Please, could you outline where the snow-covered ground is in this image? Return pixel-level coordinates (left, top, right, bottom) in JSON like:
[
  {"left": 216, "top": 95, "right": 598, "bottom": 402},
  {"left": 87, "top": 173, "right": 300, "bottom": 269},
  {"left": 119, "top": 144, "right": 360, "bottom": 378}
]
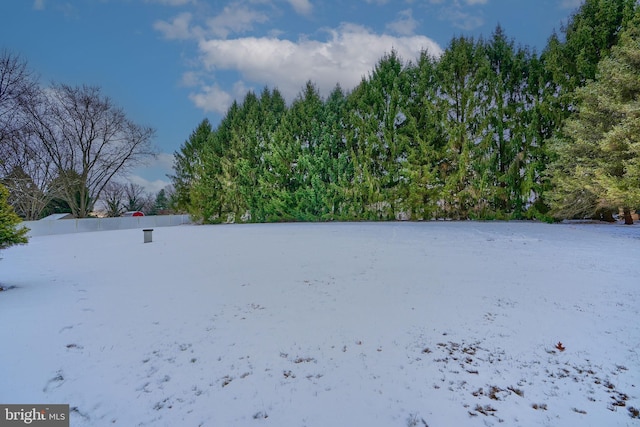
[{"left": 1, "top": 221, "right": 639, "bottom": 426}]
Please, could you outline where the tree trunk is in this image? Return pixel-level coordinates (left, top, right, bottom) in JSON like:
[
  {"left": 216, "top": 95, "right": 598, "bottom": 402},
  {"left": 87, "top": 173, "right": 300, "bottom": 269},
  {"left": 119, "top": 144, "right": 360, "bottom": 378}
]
[
  {"left": 623, "top": 207, "right": 633, "bottom": 225},
  {"left": 593, "top": 208, "right": 615, "bottom": 222}
]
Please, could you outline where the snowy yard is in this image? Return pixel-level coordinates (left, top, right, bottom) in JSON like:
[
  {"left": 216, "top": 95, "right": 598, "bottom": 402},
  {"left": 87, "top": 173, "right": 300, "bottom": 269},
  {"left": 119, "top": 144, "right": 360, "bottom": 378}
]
[{"left": 0, "top": 221, "right": 639, "bottom": 426}]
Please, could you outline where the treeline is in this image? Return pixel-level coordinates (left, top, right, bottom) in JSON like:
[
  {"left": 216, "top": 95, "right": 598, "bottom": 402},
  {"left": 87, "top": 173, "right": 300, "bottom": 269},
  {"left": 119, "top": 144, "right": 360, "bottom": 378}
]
[
  {"left": 0, "top": 60, "right": 156, "bottom": 220},
  {"left": 171, "top": 0, "right": 640, "bottom": 223}
]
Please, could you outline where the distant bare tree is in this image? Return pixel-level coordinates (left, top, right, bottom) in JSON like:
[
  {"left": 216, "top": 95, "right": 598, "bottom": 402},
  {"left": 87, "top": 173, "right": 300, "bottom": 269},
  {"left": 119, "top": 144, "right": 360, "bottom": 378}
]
[
  {"left": 102, "top": 181, "right": 126, "bottom": 217},
  {"left": 0, "top": 50, "right": 54, "bottom": 219},
  {"left": 0, "top": 158, "right": 60, "bottom": 220},
  {"left": 123, "top": 182, "right": 147, "bottom": 212},
  {"left": 0, "top": 49, "right": 38, "bottom": 148},
  {"left": 27, "top": 84, "right": 156, "bottom": 217},
  {"left": 142, "top": 192, "right": 156, "bottom": 215}
]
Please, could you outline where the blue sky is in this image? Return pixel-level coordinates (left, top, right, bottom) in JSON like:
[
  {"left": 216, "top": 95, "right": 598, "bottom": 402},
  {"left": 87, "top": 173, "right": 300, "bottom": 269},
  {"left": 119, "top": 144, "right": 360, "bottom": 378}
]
[{"left": 1, "top": 0, "right": 582, "bottom": 193}]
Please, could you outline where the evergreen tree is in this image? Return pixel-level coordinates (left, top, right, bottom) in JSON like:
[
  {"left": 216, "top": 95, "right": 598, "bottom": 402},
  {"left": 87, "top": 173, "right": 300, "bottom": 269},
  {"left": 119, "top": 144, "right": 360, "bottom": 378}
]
[
  {"left": 549, "top": 11, "right": 640, "bottom": 223},
  {"left": 543, "top": 0, "right": 637, "bottom": 123},
  {"left": 151, "top": 188, "right": 169, "bottom": 215},
  {"left": 539, "top": 0, "right": 637, "bottom": 220},
  {"left": 405, "top": 51, "right": 445, "bottom": 219},
  {"left": 246, "top": 87, "right": 287, "bottom": 221},
  {"left": 293, "top": 81, "right": 333, "bottom": 220},
  {"left": 170, "top": 119, "right": 212, "bottom": 212},
  {"left": 436, "top": 36, "right": 487, "bottom": 218},
  {"left": 225, "top": 91, "right": 260, "bottom": 222},
  {"left": 173, "top": 0, "right": 639, "bottom": 224},
  {"left": 0, "top": 184, "right": 28, "bottom": 252},
  {"left": 189, "top": 102, "right": 242, "bottom": 222},
  {"left": 346, "top": 51, "right": 414, "bottom": 219},
  {"left": 559, "top": 0, "right": 635, "bottom": 89},
  {"left": 319, "top": 84, "right": 350, "bottom": 219},
  {"left": 475, "top": 26, "right": 542, "bottom": 218},
  {"left": 261, "top": 82, "right": 324, "bottom": 221}
]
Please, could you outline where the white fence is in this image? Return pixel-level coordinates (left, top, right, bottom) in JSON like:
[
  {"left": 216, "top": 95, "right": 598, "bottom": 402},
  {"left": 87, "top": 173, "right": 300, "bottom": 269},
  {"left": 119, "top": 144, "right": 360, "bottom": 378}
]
[{"left": 21, "top": 215, "right": 192, "bottom": 237}]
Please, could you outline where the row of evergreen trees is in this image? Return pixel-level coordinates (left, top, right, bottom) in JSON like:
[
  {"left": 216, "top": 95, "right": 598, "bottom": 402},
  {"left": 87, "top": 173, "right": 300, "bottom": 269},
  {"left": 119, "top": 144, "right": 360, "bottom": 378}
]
[{"left": 171, "top": 0, "right": 640, "bottom": 223}]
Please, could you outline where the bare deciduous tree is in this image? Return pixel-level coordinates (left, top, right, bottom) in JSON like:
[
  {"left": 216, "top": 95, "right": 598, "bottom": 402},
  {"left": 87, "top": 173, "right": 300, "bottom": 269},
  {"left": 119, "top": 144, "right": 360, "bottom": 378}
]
[
  {"left": 123, "top": 182, "right": 148, "bottom": 212},
  {"left": 0, "top": 50, "right": 55, "bottom": 220},
  {"left": 28, "top": 84, "right": 156, "bottom": 217},
  {"left": 0, "top": 138, "right": 61, "bottom": 220},
  {"left": 0, "top": 49, "right": 38, "bottom": 147},
  {"left": 101, "top": 181, "right": 126, "bottom": 217}
]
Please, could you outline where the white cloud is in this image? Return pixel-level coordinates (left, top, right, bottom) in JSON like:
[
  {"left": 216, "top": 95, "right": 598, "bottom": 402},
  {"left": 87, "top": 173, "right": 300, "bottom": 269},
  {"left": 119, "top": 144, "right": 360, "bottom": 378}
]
[
  {"left": 155, "top": 3, "right": 270, "bottom": 40},
  {"left": 364, "top": 0, "right": 390, "bottom": 4},
  {"left": 180, "top": 71, "right": 202, "bottom": 87},
  {"left": 386, "top": 9, "right": 419, "bottom": 36},
  {"left": 153, "top": 4, "right": 441, "bottom": 113},
  {"left": 33, "top": 0, "right": 45, "bottom": 11},
  {"left": 430, "top": 0, "right": 486, "bottom": 31},
  {"left": 154, "top": 12, "right": 199, "bottom": 40},
  {"left": 153, "top": 152, "right": 176, "bottom": 170},
  {"left": 137, "top": 152, "right": 176, "bottom": 178},
  {"left": 125, "top": 152, "right": 175, "bottom": 194},
  {"left": 443, "top": 8, "right": 484, "bottom": 30},
  {"left": 287, "top": 0, "right": 313, "bottom": 15},
  {"left": 231, "top": 80, "right": 252, "bottom": 99},
  {"left": 196, "top": 23, "right": 442, "bottom": 105},
  {"left": 207, "top": 4, "right": 269, "bottom": 38},
  {"left": 127, "top": 175, "right": 172, "bottom": 195},
  {"left": 188, "top": 80, "right": 254, "bottom": 114},
  {"left": 189, "top": 84, "right": 234, "bottom": 114}
]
